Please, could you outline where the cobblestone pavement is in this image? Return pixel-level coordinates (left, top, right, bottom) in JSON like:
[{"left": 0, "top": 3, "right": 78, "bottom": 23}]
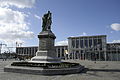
[{"left": 0, "top": 59, "right": 120, "bottom": 80}]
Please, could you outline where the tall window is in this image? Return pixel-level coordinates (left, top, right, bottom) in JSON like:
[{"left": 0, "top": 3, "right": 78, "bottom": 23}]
[
  {"left": 72, "top": 39, "right": 75, "bottom": 48},
  {"left": 21, "top": 48, "right": 23, "bottom": 54},
  {"left": 62, "top": 48, "right": 64, "bottom": 57},
  {"left": 89, "top": 39, "right": 92, "bottom": 48},
  {"left": 76, "top": 51, "right": 79, "bottom": 59},
  {"left": 26, "top": 48, "right": 29, "bottom": 54},
  {"left": 85, "top": 39, "right": 88, "bottom": 48},
  {"left": 58, "top": 49, "right": 60, "bottom": 57},
  {"left": 80, "top": 39, "right": 84, "bottom": 48},
  {"left": 76, "top": 39, "right": 79, "bottom": 48},
  {"left": 93, "top": 38, "right": 97, "bottom": 47},
  {"left": 98, "top": 38, "right": 102, "bottom": 44},
  {"left": 16, "top": 48, "right": 18, "bottom": 54},
  {"left": 98, "top": 38, "right": 102, "bottom": 50}
]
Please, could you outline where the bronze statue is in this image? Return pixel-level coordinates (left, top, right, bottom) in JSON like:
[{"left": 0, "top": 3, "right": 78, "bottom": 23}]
[{"left": 42, "top": 11, "right": 52, "bottom": 31}]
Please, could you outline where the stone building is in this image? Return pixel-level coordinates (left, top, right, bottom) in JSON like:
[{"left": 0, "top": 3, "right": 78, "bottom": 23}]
[
  {"left": 16, "top": 35, "right": 120, "bottom": 61},
  {"left": 16, "top": 46, "right": 68, "bottom": 59},
  {"left": 16, "top": 46, "right": 38, "bottom": 59},
  {"left": 55, "top": 46, "right": 68, "bottom": 59},
  {"left": 106, "top": 43, "right": 120, "bottom": 61},
  {"left": 68, "top": 35, "right": 107, "bottom": 61}
]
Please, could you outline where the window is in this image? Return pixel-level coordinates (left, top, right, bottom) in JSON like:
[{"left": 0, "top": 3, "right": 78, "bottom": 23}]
[
  {"left": 89, "top": 39, "right": 92, "bottom": 47},
  {"left": 85, "top": 39, "right": 88, "bottom": 48},
  {"left": 62, "top": 48, "right": 64, "bottom": 57},
  {"left": 98, "top": 38, "right": 102, "bottom": 49},
  {"left": 80, "top": 39, "right": 84, "bottom": 48},
  {"left": 58, "top": 49, "right": 60, "bottom": 57},
  {"left": 72, "top": 39, "right": 75, "bottom": 48},
  {"left": 76, "top": 39, "right": 79, "bottom": 48},
  {"left": 98, "top": 39, "right": 102, "bottom": 44},
  {"left": 93, "top": 38, "right": 97, "bottom": 46}
]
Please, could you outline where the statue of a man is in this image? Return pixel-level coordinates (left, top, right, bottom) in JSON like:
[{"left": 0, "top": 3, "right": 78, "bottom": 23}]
[{"left": 42, "top": 11, "right": 52, "bottom": 31}]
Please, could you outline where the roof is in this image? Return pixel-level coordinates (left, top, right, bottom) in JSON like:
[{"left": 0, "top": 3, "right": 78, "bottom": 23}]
[{"left": 68, "top": 35, "right": 107, "bottom": 39}]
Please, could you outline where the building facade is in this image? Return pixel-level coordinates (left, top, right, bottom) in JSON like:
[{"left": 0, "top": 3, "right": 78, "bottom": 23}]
[
  {"left": 16, "top": 46, "right": 68, "bottom": 59},
  {"left": 16, "top": 35, "right": 120, "bottom": 61},
  {"left": 55, "top": 46, "right": 68, "bottom": 59},
  {"left": 106, "top": 43, "right": 120, "bottom": 61},
  {"left": 16, "top": 46, "right": 38, "bottom": 59},
  {"left": 68, "top": 35, "right": 107, "bottom": 61}
]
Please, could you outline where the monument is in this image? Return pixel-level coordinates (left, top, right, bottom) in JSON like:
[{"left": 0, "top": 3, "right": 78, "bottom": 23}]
[
  {"left": 30, "top": 11, "right": 61, "bottom": 63},
  {"left": 4, "top": 11, "right": 84, "bottom": 75}
]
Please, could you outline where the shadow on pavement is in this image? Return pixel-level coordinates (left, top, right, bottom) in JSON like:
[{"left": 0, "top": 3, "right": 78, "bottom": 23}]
[{"left": 88, "top": 69, "right": 120, "bottom": 72}]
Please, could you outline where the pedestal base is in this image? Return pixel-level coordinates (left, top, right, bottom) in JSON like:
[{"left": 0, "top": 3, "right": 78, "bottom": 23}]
[
  {"left": 30, "top": 56, "right": 61, "bottom": 63},
  {"left": 4, "top": 63, "right": 84, "bottom": 75},
  {"left": 30, "top": 50, "right": 61, "bottom": 63}
]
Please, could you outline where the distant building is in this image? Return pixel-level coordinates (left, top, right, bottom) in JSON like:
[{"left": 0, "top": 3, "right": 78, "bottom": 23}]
[
  {"left": 16, "top": 46, "right": 38, "bottom": 59},
  {"left": 55, "top": 45, "right": 68, "bottom": 59},
  {"left": 106, "top": 43, "right": 120, "bottom": 61},
  {"left": 16, "top": 46, "right": 68, "bottom": 59},
  {"left": 16, "top": 35, "right": 120, "bottom": 61},
  {"left": 68, "top": 35, "right": 107, "bottom": 61}
]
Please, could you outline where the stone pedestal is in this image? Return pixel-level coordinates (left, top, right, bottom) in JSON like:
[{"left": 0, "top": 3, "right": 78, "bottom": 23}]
[{"left": 30, "top": 30, "right": 61, "bottom": 63}]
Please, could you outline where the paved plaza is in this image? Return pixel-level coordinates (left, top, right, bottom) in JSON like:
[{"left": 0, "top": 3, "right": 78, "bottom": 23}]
[{"left": 0, "top": 59, "right": 120, "bottom": 80}]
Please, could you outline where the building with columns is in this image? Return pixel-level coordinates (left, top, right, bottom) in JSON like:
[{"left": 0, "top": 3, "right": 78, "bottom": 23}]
[
  {"left": 16, "top": 46, "right": 38, "bottom": 59},
  {"left": 106, "top": 43, "right": 120, "bottom": 61},
  {"left": 68, "top": 35, "right": 107, "bottom": 61},
  {"left": 16, "top": 35, "right": 120, "bottom": 61},
  {"left": 55, "top": 46, "right": 68, "bottom": 59},
  {"left": 16, "top": 46, "right": 68, "bottom": 60}
]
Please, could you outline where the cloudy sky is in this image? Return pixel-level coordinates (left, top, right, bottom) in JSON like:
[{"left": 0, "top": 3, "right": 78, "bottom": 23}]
[{"left": 0, "top": 0, "right": 120, "bottom": 47}]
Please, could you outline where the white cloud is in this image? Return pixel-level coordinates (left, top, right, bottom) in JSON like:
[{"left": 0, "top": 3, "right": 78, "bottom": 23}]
[
  {"left": 0, "top": 7, "right": 34, "bottom": 44},
  {"left": 112, "top": 40, "right": 120, "bottom": 43},
  {"left": 0, "top": 0, "right": 36, "bottom": 8},
  {"left": 34, "top": 14, "right": 41, "bottom": 19},
  {"left": 0, "top": 0, "right": 36, "bottom": 47},
  {"left": 55, "top": 40, "right": 68, "bottom": 46},
  {"left": 111, "top": 23, "right": 120, "bottom": 31}
]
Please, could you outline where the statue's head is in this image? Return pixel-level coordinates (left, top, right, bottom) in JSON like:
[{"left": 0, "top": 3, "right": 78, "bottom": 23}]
[{"left": 48, "top": 11, "right": 50, "bottom": 13}]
